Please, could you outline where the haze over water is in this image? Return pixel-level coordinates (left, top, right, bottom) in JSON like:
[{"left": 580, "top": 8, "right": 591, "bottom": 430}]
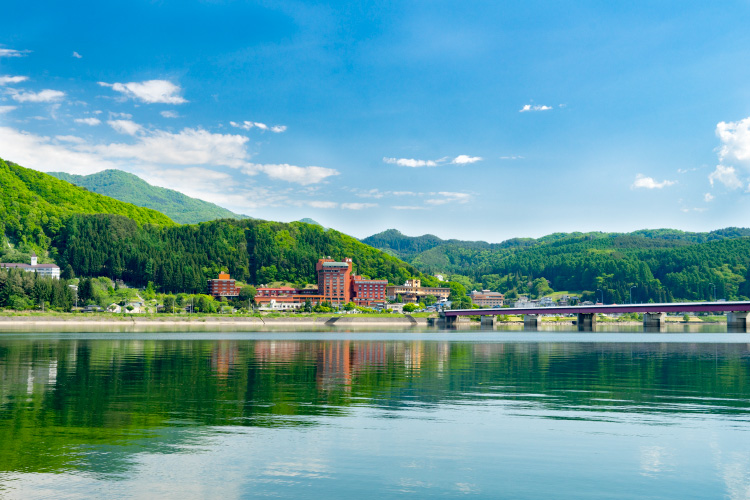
[{"left": 1, "top": 328, "right": 749, "bottom": 499}]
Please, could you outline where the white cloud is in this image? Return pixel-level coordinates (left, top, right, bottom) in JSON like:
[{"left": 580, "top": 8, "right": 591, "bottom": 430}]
[
  {"left": 72, "top": 52, "right": 82, "bottom": 59},
  {"left": 74, "top": 117, "right": 101, "bottom": 126},
  {"left": 108, "top": 112, "right": 132, "bottom": 119},
  {"left": 341, "top": 203, "right": 377, "bottom": 210},
  {"left": 244, "top": 163, "right": 339, "bottom": 185},
  {"left": 0, "top": 75, "right": 28, "bottom": 85},
  {"left": 383, "top": 157, "right": 437, "bottom": 167},
  {"left": 704, "top": 193, "right": 714, "bottom": 202},
  {"left": 11, "top": 89, "right": 66, "bottom": 103},
  {"left": 160, "top": 110, "right": 179, "bottom": 118},
  {"left": 0, "top": 126, "right": 120, "bottom": 174},
  {"left": 98, "top": 80, "right": 187, "bottom": 104},
  {"left": 0, "top": 106, "right": 16, "bottom": 114},
  {"left": 0, "top": 49, "right": 29, "bottom": 58},
  {"left": 452, "top": 155, "right": 482, "bottom": 164},
  {"left": 307, "top": 200, "right": 338, "bottom": 209},
  {"left": 520, "top": 104, "right": 553, "bottom": 112},
  {"left": 716, "top": 117, "right": 750, "bottom": 166},
  {"left": 55, "top": 135, "right": 86, "bottom": 144},
  {"left": 631, "top": 174, "right": 676, "bottom": 190},
  {"left": 425, "top": 191, "right": 472, "bottom": 205},
  {"left": 500, "top": 155, "right": 524, "bottom": 160},
  {"left": 107, "top": 119, "right": 142, "bottom": 136},
  {"left": 708, "top": 165, "right": 743, "bottom": 189},
  {"left": 230, "top": 121, "right": 287, "bottom": 133},
  {"left": 98, "top": 128, "right": 249, "bottom": 167},
  {"left": 392, "top": 205, "right": 427, "bottom": 210},
  {"left": 680, "top": 207, "right": 707, "bottom": 213}
]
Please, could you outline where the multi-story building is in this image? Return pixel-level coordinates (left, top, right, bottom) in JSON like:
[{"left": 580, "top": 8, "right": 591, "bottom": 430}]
[
  {"left": 316, "top": 258, "right": 353, "bottom": 304},
  {"left": 351, "top": 276, "right": 388, "bottom": 307},
  {"left": 470, "top": 290, "right": 505, "bottom": 307},
  {"left": 386, "top": 279, "right": 450, "bottom": 303},
  {"left": 0, "top": 252, "right": 60, "bottom": 279},
  {"left": 254, "top": 286, "right": 324, "bottom": 309},
  {"left": 207, "top": 272, "right": 241, "bottom": 298}
]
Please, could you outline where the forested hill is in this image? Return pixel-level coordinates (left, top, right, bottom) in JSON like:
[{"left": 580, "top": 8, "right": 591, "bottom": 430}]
[
  {"left": 49, "top": 169, "right": 249, "bottom": 224},
  {"left": 54, "top": 215, "right": 422, "bottom": 292},
  {"left": 363, "top": 228, "right": 750, "bottom": 303},
  {"left": 0, "top": 158, "right": 175, "bottom": 257}
]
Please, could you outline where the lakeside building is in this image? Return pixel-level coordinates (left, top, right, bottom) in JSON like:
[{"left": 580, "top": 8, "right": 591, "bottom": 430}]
[
  {"left": 207, "top": 272, "right": 241, "bottom": 299},
  {"left": 470, "top": 290, "right": 505, "bottom": 307},
  {"left": 386, "top": 279, "right": 450, "bottom": 303},
  {"left": 0, "top": 252, "right": 60, "bottom": 279},
  {"left": 254, "top": 286, "right": 325, "bottom": 310},
  {"left": 255, "top": 258, "right": 388, "bottom": 308}
]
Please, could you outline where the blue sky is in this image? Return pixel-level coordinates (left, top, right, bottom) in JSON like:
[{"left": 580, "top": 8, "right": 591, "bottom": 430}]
[{"left": 2, "top": 0, "right": 750, "bottom": 241}]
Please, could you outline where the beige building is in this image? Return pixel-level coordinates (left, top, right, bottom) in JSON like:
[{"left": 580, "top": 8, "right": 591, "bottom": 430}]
[
  {"left": 470, "top": 290, "right": 505, "bottom": 307},
  {"left": 386, "top": 279, "right": 450, "bottom": 303}
]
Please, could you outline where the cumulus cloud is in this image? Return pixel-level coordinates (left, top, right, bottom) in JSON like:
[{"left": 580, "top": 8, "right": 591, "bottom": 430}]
[
  {"left": 11, "top": 89, "right": 66, "bottom": 103},
  {"left": 631, "top": 174, "right": 676, "bottom": 189},
  {"left": 383, "top": 157, "right": 438, "bottom": 168},
  {"left": 341, "top": 203, "right": 377, "bottom": 210},
  {"left": 160, "top": 110, "right": 179, "bottom": 118},
  {"left": 55, "top": 135, "right": 86, "bottom": 144},
  {"left": 0, "top": 75, "right": 28, "bottom": 85},
  {"left": 230, "top": 121, "right": 287, "bottom": 133},
  {"left": 98, "top": 80, "right": 187, "bottom": 104},
  {"left": 0, "top": 106, "right": 16, "bottom": 114},
  {"left": 107, "top": 119, "right": 142, "bottom": 136},
  {"left": 72, "top": 52, "right": 82, "bottom": 59},
  {"left": 704, "top": 193, "right": 714, "bottom": 202},
  {"left": 0, "top": 49, "right": 30, "bottom": 57},
  {"left": 74, "top": 117, "right": 101, "bottom": 126},
  {"left": 716, "top": 117, "right": 750, "bottom": 166},
  {"left": 520, "top": 104, "right": 553, "bottom": 112},
  {"left": 452, "top": 155, "right": 482, "bottom": 164},
  {"left": 708, "top": 165, "right": 743, "bottom": 189},
  {"left": 243, "top": 163, "right": 339, "bottom": 185}
]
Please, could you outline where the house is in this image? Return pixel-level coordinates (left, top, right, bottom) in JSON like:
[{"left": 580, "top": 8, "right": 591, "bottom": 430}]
[
  {"left": 470, "top": 290, "right": 505, "bottom": 307},
  {"left": 386, "top": 279, "right": 450, "bottom": 303},
  {"left": 208, "top": 273, "right": 241, "bottom": 298},
  {"left": 0, "top": 252, "right": 61, "bottom": 279}
]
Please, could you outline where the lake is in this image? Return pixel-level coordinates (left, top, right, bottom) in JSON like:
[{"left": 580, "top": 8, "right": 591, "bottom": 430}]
[{"left": 1, "top": 326, "right": 749, "bottom": 499}]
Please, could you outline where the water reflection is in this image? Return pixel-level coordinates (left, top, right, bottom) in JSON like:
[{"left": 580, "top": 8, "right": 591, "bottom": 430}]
[{"left": 1, "top": 335, "right": 749, "bottom": 498}]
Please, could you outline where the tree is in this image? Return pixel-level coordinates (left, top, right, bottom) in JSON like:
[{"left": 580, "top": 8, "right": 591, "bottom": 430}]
[
  {"left": 162, "top": 295, "right": 176, "bottom": 313},
  {"left": 344, "top": 301, "right": 356, "bottom": 311},
  {"left": 62, "top": 264, "right": 75, "bottom": 280},
  {"left": 423, "top": 294, "right": 437, "bottom": 306},
  {"left": 239, "top": 286, "right": 257, "bottom": 302},
  {"left": 402, "top": 303, "right": 418, "bottom": 313},
  {"left": 78, "top": 278, "right": 93, "bottom": 303}
]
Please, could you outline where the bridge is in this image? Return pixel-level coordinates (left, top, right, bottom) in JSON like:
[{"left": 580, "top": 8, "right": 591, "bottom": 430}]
[{"left": 440, "top": 301, "right": 750, "bottom": 330}]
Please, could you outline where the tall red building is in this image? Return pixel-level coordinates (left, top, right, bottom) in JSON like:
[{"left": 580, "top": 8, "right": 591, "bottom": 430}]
[
  {"left": 314, "top": 258, "right": 387, "bottom": 307},
  {"left": 316, "top": 258, "right": 353, "bottom": 304}
]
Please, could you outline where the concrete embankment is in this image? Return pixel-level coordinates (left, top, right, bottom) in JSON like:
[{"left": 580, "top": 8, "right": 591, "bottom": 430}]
[{"left": 0, "top": 315, "right": 429, "bottom": 327}]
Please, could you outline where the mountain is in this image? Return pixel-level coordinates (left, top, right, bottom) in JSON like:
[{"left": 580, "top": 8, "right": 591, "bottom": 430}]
[
  {"left": 0, "top": 158, "right": 175, "bottom": 258},
  {"left": 363, "top": 228, "right": 750, "bottom": 303},
  {"left": 49, "top": 169, "right": 250, "bottom": 224}
]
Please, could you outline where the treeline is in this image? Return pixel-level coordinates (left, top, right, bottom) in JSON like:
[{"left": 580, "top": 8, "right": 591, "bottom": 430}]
[
  {"left": 429, "top": 234, "right": 750, "bottom": 303},
  {"left": 0, "top": 268, "right": 74, "bottom": 311},
  {"left": 53, "top": 214, "right": 422, "bottom": 293}
]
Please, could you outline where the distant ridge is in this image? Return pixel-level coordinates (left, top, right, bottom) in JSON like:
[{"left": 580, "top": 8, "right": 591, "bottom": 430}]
[
  {"left": 298, "top": 218, "right": 323, "bottom": 226},
  {"left": 49, "top": 169, "right": 250, "bottom": 225}
]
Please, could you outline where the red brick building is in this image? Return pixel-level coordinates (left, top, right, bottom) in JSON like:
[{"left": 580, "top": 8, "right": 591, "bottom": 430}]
[
  {"left": 351, "top": 276, "right": 388, "bottom": 307},
  {"left": 316, "top": 258, "right": 353, "bottom": 304},
  {"left": 208, "top": 273, "right": 241, "bottom": 298}
]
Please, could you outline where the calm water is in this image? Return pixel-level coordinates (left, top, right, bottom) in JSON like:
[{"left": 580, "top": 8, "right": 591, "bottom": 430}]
[{"left": 1, "top": 327, "right": 749, "bottom": 499}]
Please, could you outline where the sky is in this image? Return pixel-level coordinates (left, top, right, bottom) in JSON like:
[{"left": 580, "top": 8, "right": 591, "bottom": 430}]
[{"left": 2, "top": 0, "right": 750, "bottom": 242}]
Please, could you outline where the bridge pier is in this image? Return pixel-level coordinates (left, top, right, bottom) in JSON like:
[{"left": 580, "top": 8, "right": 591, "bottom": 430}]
[
  {"left": 727, "top": 311, "right": 748, "bottom": 330},
  {"left": 576, "top": 313, "right": 596, "bottom": 331},
  {"left": 643, "top": 312, "right": 665, "bottom": 328},
  {"left": 480, "top": 315, "right": 495, "bottom": 327},
  {"left": 438, "top": 314, "right": 457, "bottom": 328},
  {"left": 524, "top": 314, "right": 539, "bottom": 329}
]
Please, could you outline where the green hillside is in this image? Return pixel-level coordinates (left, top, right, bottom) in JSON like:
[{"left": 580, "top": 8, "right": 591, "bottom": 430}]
[
  {"left": 0, "top": 158, "right": 175, "bottom": 260},
  {"left": 363, "top": 228, "right": 750, "bottom": 303},
  {"left": 54, "top": 215, "right": 425, "bottom": 292},
  {"left": 49, "top": 169, "right": 249, "bottom": 224}
]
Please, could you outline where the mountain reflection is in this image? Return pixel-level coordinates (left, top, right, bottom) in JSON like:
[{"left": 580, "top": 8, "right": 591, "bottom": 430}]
[{"left": 1, "top": 338, "right": 748, "bottom": 476}]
